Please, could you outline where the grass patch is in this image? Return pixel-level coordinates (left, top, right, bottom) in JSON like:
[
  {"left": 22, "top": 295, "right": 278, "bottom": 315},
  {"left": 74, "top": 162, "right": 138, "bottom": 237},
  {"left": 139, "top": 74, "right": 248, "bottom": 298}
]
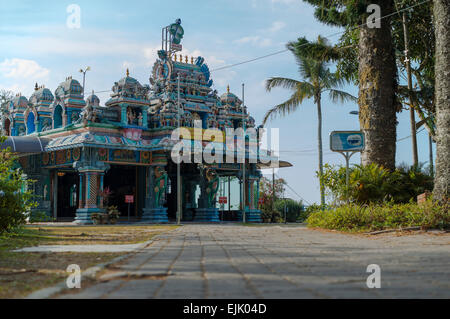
[
  {"left": 306, "top": 200, "right": 449, "bottom": 233},
  {"left": 0, "top": 225, "right": 177, "bottom": 298}
]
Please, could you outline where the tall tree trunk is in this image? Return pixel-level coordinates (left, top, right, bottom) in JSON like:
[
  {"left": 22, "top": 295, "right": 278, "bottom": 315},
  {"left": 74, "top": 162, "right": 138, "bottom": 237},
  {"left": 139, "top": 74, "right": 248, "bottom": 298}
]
[
  {"left": 433, "top": 0, "right": 450, "bottom": 203},
  {"left": 358, "top": 0, "right": 397, "bottom": 171},
  {"left": 317, "top": 94, "right": 325, "bottom": 206},
  {"left": 402, "top": 12, "right": 419, "bottom": 167}
]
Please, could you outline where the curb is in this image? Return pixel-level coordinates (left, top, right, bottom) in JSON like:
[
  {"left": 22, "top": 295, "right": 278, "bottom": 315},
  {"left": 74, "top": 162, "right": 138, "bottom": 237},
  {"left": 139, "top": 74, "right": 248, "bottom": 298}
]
[{"left": 25, "top": 239, "right": 154, "bottom": 299}]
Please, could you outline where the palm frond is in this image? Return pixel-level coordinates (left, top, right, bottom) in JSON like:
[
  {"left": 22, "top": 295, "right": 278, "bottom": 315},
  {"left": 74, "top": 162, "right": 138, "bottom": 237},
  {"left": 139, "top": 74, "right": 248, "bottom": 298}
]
[
  {"left": 262, "top": 83, "right": 314, "bottom": 125},
  {"left": 328, "top": 89, "right": 357, "bottom": 104},
  {"left": 262, "top": 93, "right": 301, "bottom": 125},
  {"left": 265, "top": 77, "right": 301, "bottom": 92}
]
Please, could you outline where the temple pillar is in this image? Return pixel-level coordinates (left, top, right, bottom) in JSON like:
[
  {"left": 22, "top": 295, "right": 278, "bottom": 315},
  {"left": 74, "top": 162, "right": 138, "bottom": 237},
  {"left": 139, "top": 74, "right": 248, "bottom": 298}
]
[
  {"left": 74, "top": 167, "right": 106, "bottom": 224},
  {"left": 142, "top": 109, "right": 148, "bottom": 127},
  {"left": 141, "top": 165, "right": 169, "bottom": 223}
]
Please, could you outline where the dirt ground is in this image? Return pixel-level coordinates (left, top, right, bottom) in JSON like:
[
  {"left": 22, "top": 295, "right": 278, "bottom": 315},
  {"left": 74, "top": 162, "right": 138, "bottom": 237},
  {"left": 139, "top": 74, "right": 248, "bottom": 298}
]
[{"left": 0, "top": 225, "right": 177, "bottom": 298}]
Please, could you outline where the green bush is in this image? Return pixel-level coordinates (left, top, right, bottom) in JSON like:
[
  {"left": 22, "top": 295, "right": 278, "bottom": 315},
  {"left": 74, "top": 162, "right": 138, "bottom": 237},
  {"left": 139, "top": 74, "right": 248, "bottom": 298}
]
[
  {"left": 274, "top": 198, "right": 304, "bottom": 222},
  {"left": 260, "top": 208, "right": 282, "bottom": 223},
  {"left": 320, "top": 163, "right": 433, "bottom": 204},
  {"left": 306, "top": 200, "right": 449, "bottom": 232},
  {"left": 28, "top": 211, "right": 53, "bottom": 223},
  {"left": 0, "top": 136, "right": 37, "bottom": 233}
]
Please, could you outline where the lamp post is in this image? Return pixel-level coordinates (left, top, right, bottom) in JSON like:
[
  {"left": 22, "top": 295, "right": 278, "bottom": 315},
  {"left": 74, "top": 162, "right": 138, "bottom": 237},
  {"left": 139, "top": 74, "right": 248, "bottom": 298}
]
[
  {"left": 241, "top": 83, "right": 246, "bottom": 224},
  {"left": 79, "top": 67, "right": 91, "bottom": 97},
  {"left": 177, "top": 74, "right": 182, "bottom": 225}
]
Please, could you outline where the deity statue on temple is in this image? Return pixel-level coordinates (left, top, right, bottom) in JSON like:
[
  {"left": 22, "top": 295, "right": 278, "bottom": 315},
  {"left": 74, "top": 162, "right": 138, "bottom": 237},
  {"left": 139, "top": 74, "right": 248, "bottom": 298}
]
[
  {"left": 127, "top": 106, "right": 136, "bottom": 125},
  {"left": 205, "top": 168, "right": 219, "bottom": 207},
  {"left": 153, "top": 166, "right": 168, "bottom": 208}
]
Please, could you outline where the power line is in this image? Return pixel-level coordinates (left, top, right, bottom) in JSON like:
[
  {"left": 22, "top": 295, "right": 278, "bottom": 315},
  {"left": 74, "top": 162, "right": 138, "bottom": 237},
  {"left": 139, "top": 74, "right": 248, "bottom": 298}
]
[
  {"left": 210, "top": 0, "right": 430, "bottom": 73},
  {"left": 84, "top": 0, "right": 431, "bottom": 93},
  {"left": 275, "top": 172, "right": 312, "bottom": 206},
  {"left": 397, "top": 127, "right": 426, "bottom": 142}
]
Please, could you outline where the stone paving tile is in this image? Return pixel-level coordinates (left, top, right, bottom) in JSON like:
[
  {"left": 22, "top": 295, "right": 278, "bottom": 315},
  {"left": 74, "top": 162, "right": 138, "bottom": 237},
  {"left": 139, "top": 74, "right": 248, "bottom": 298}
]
[
  {"left": 58, "top": 280, "right": 123, "bottom": 299},
  {"left": 58, "top": 225, "right": 450, "bottom": 299},
  {"left": 106, "top": 279, "right": 163, "bottom": 299}
]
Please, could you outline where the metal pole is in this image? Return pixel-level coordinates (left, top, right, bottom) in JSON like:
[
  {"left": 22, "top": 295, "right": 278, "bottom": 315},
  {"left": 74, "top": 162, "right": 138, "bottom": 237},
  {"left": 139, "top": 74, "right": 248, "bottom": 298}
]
[
  {"left": 82, "top": 73, "right": 86, "bottom": 97},
  {"left": 272, "top": 167, "right": 275, "bottom": 215},
  {"left": 177, "top": 75, "right": 182, "bottom": 225},
  {"left": 345, "top": 152, "right": 350, "bottom": 204},
  {"left": 429, "top": 133, "right": 434, "bottom": 177},
  {"left": 242, "top": 83, "right": 246, "bottom": 224},
  {"left": 228, "top": 176, "right": 231, "bottom": 215}
]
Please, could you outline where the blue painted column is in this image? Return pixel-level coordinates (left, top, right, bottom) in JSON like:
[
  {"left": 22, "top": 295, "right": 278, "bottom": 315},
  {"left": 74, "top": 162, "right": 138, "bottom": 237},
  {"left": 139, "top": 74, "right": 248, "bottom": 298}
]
[
  {"left": 141, "top": 165, "right": 169, "bottom": 223},
  {"left": 74, "top": 169, "right": 105, "bottom": 224},
  {"left": 143, "top": 109, "right": 148, "bottom": 127},
  {"left": 120, "top": 103, "right": 128, "bottom": 125}
]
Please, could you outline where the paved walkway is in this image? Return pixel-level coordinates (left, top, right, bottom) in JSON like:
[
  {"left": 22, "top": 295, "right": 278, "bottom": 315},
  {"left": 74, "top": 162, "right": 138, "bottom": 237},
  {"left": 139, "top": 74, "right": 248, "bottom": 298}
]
[
  {"left": 59, "top": 225, "right": 449, "bottom": 299},
  {"left": 15, "top": 243, "right": 146, "bottom": 253}
]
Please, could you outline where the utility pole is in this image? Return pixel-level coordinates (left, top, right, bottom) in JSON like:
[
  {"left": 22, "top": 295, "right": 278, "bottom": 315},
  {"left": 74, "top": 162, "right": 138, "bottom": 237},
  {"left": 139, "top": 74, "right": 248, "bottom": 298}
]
[
  {"left": 177, "top": 74, "right": 182, "bottom": 225},
  {"left": 241, "top": 84, "right": 246, "bottom": 223},
  {"left": 79, "top": 66, "right": 91, "bottom": 97},
  {"left": 402, "top": 11, "right": 418, "bottom": 167},
  {"left": 429, "top": 133, "right": 434, "bottom": 177},
  {"left": 272, "top": 168, "right": 275, "bottom": 215}
]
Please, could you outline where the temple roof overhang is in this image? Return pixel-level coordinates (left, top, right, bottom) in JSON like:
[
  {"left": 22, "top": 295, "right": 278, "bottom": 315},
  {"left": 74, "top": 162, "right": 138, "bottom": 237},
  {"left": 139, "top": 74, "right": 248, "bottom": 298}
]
[{"left": 1, "top": 136, "right": 51, "bottom": 155}]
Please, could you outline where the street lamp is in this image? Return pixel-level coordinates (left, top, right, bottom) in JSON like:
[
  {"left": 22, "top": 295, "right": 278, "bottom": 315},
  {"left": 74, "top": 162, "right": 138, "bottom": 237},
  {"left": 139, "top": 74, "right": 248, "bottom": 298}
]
[{"left": 79, "top": 66, "right": 91, "bottom": 97}]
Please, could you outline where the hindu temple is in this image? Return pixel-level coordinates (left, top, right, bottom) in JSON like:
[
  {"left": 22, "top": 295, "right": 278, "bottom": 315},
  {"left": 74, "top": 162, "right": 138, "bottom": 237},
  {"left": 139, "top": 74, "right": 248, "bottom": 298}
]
[{"left": 0, "top": 20, "right": 282, "bottom": 224}]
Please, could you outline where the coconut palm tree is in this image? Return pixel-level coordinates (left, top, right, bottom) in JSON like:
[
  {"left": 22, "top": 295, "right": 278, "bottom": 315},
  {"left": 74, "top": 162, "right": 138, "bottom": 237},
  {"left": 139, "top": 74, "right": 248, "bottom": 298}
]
[{"left": 263, "top": 45, "right": 357, "bottom": 207}]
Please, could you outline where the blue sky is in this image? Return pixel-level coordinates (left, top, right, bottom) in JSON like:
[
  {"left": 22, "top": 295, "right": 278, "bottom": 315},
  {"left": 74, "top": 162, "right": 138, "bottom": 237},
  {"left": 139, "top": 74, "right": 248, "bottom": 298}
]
[{"left": 0, "top": 0, "right": 435, "bottom": 205}]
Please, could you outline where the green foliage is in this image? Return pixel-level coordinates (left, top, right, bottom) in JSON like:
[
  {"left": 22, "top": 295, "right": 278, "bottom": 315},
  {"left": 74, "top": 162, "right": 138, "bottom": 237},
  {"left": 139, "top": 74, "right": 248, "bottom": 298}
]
[
  {"left": 29, "top": 211, "right": 53, "bottom": 223},
  {"left": 299, "top": 0, "right": 436, "bottom": 133},
  {"left": 306, "top": 200, "right": 449, "bottom": 232},
  {"left": 0, "top": 136, "right": 38, "bottom": 233},
  {"left": 259, "top": 177, "right": 286, "bottom": 223},
  {"left": 263, "top": 44, "right": 356, "bottom": 125},
  {"left": 319, "top": 163, "right": 433, "bottom": 204},
  {"left": 274, "top": 198, "right": 305, "bottom": 222}
]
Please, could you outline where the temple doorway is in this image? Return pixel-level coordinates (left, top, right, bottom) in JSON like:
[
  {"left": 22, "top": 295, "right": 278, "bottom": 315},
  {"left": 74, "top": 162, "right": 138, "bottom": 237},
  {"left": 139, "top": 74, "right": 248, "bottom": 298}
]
[
  {"left": 56, "top": 172, "right": 78, "bottom": 220},
  {"left": 104, "top": 165, "right": 144, "bottom": 218}
]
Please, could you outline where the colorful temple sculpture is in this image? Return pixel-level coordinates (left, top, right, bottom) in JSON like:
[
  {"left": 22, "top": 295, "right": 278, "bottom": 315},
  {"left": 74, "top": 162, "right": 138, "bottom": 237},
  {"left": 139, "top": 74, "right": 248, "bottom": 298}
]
[{"left": 0, "top": 20, "right": 280, "bottom": 224}]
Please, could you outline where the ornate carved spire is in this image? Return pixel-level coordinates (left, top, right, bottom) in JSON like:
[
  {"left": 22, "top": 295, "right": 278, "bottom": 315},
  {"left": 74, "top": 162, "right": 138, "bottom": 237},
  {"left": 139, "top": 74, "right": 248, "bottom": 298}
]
[{"left": 126, "top": 68, "right": 129, "bottom": 77}]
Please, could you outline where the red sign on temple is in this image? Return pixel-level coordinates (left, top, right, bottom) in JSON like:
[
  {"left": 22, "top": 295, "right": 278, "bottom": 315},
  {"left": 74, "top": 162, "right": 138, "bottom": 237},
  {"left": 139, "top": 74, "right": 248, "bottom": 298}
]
[{"left": 125, "top": 195, "right": 134, "bottom": 203}]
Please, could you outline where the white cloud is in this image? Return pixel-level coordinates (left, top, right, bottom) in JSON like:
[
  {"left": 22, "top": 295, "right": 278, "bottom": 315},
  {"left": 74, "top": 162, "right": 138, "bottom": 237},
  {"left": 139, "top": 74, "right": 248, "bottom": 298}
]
[
  {"left": 234, "top": 36, "right": 272, "bottom": 47},
  {"left": 268, "top": 21, "right": 286, "bottom": 33},
  {"left": 0, "top": 58, "right": 50, "bottom": 96},
  {"left": 0, "top": 58, "right": 49, "bottom": 79},
  {"left": 271, "top": 0, "right": 296, "bottom": 4}
]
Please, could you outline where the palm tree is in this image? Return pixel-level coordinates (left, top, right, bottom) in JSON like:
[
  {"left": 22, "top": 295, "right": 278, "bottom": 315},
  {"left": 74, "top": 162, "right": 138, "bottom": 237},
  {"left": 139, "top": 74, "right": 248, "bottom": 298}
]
[
  {"left": 433, "top": 0, "right": 450, "bottom": 203},
  {"left": 263, "top": 44, "right": 357, "bottom": 207}
]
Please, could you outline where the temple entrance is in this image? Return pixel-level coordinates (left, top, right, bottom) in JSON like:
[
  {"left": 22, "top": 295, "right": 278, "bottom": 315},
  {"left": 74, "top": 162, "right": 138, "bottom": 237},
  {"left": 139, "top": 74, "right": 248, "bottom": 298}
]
[
  {"left": 104, "top": 165, "right": 144, "bottom": 218},
  {"left": 56, "top": 171, "right": 78, "bottom": 220}
]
